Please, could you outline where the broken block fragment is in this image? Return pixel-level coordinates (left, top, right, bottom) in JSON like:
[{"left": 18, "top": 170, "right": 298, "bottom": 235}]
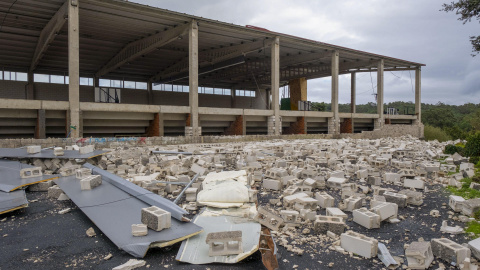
[
  {"left": 340, "top": 231, "right": 378, "bottom": 259},
  {"left": 27, "top": 145, "right": 41, "bottom": 154},
  {"left": 131, "top": 224, "right": 148, "bottom": 237},
  {"left": 141, "top": 206, "right": 171, "bottom": 232},
  {"left": 205, "top": 231, "right": 243, "bottom": 256},
  {"left": 53, "top": 147, "right": 64, "bottom": 156},
  {"left": 405, "top": 241, "right": 434, "bottom": 269},
  {"left": 383, "top": 192, "right": 408, "bottom": 208},
  {"left": 80, "top": 175, "right": 102, "bottom": 190}
]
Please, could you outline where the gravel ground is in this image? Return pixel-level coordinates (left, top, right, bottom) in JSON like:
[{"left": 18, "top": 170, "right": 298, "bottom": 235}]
[{"left": 0, "top": 181, "right": 472, "bottom": 270}]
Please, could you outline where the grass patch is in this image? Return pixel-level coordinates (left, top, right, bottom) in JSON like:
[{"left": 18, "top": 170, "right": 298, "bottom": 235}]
[
  {"left": 446, "top": 178, "right": 480, "bottom": 199},
  {"left": 466, "top": 221, "right": 480, "bottom": 238}
]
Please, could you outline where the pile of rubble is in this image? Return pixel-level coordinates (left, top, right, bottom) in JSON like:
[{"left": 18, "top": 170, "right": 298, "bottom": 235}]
[{"left": 5, "top": 135, "right": 480, "bottom": 269}]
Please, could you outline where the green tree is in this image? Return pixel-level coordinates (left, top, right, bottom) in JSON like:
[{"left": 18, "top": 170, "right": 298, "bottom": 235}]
[{"left": 442, "top": 0, "right": 480, "bottom": 56}]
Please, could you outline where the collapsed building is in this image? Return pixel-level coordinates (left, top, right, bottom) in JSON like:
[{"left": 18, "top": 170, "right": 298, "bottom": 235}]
[{"left": 0, "top": 0, "right": 424, "bottom": 139}]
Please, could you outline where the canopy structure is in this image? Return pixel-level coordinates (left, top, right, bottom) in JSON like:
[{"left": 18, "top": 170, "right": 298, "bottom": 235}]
[{"left": 0, "top": 0, "right": 425, "bottom": 138}]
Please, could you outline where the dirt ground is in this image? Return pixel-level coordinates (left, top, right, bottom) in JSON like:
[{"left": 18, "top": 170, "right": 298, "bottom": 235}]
[{"left": 0, "top": 182, "right": 470, "bottom": 270}]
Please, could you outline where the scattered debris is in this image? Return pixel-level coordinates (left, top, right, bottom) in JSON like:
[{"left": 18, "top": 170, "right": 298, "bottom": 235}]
[{"left": 86, "top": 227, "right": 96, "bottom": 237}]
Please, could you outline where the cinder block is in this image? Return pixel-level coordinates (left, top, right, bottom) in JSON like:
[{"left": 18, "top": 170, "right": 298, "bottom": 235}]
[
  {"left": 315, "top": 192, "right": 335, "bottom": 208},
  {"left": 47, "top": 186, "right": 63, "bottom": 199},
  {"left": 27, "top": 145, "right": 41, "bottom": 154},
  {"left": 79, "top": 145, "right": 94, "bottom": 154},
  {"left": 370, "top": 202, "right": 398, "bottom": 221},
  {"left": 254, "top": 207, "right": 284, "bottom": 231},
  {"left": 29, "top": 180, "right": 53, "bottom": 192},
  {"left": 462, "top": 198, "right": 480, "bottom": 216},
  {"left": 299, "top": 209, "right": 316, "bottom": 221},
  {"left": 431, "top": 238, "right": 470, "bottom": 264},
  {"left": 327, "top": 177, "right": 347, "bottom": 189},
  {"left": 384, "top": 173, "right": 401, "bottom": 183},
  {"left": 20, "top": 166, "right": 43, "bottom": 179},
  {"left": 325, "top": 207, "right": 348, "bottom": 221},
  {"left": 384, "top": 192, "right": 408, "bottom": 208},
  {"left": 449, "top": 195, "right": 466, "bottom": 212},
  {"left": 263, "top": 179, "right": 282, "bottom": 191},
  {"left": 468, "top": 237, "right": 480, "bottom": 260},
  {"left": 314, "top": 215, "right": 346, "bottom": 235},
  {"left": 283, "top": 192, "right": 309, "bottom": 207},
  {"left": 80, "top": 175, "right": 102, "bottom": 190},
  {"left": 343, "top": 196, "right": 363, "bottom": 212},
  {"left": 340, "top": 231, "right": 378, "bottom": 259},
  {"left": 405, "top": 241, "right": 434, "bottom": 269},
  {"left": 280, "top": 210, "right": 300, "bottom": 223},
  {"left": 398, "top": 189, "right": 423, "bottom": 206},
  {"left": 131, "top": 224, "right": 148, "bottom": 237},
  {"left": 141, "top": 206, "right": 171, "bottom": 232},
  {"left": 75, "top": 168, "right": 92, "bottom": 179},
  {"left": 404, "top": 178, "right": 425, "bottom": 190},
  {"left": 294, "top": 197, "right": 318, "bottom": 211},
  {"left": 206, "top": 231, "right": 243, "bottom": 256},
  {"left": 53, "top": 147, "right": 64, "bottom": 156},
  {"left": 352, "top": 208, "right": 380, "bottom": 229}
]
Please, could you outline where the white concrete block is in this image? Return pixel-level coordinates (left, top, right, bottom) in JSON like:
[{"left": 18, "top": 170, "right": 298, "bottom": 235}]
[
  {"left": 449, "top": 195, "right": 466, "bottom": 212},
  {"left": 263, "top": 179, "right": 282, "bottom": 190},
  {"left": 315, "top": 192, "right": 335, "bottom": 208},
  {"left": 131, "top": 224, "right": 148, "bottom": 237},
  {"left": 404, "top": 178, "right": 425, "bottom": 190},
  {"left": 340, "top": 231, "right": 378, "bottom": 259},
  {"left": 326, "top": 207, "right": 348, "bottom": 221},
  {"left": 352, "top": 208, "right": 380, "bottom": 229},
  {"left": 370, "top": 202, "right": 398, "bottom": 221},
  {"left": 27, "top": 145, "right": 41, "bottom": 154}
]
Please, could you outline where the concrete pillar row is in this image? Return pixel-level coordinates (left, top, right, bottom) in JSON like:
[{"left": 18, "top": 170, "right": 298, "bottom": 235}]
[
  {"left": 331, "top": 50, "right": 340, "bottom": 135},
  {"left": 415, "top": 67, "right": 422, "bottom": 123},
  {"left": 68, "top": 0, "right": 80, "bottom": 138},
  {"left": 271, "top": 36, "right": 280, "bottom": 135}
]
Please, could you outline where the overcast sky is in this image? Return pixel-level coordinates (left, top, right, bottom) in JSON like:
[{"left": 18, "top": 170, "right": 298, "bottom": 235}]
[{"left": 133, "top": 0, "right": 479, "bottom": 105}]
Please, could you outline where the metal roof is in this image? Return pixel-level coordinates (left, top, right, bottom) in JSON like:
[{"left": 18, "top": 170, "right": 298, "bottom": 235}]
[{"left": 0, "top": 0, "right": 425, "bottom": 90}]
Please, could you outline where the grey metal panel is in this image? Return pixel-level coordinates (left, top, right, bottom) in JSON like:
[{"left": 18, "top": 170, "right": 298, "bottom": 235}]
[
  {"left": 83, "top": 163, "right": 189, "bottom": 221},
  {"left": 54, "top": 175, "right": 203, "bottom": 258},
  {"left": 0, "top": 160, "right": 59, "bottom": 192},
  {"left": 0, "top": 148, "right": 108, "bottom": 159},
  {"left": 0, "top": 189, "right": 28, "bottom": 214},
  {"left": 176, "top": 215, "right": 261, "bottom": 264}
]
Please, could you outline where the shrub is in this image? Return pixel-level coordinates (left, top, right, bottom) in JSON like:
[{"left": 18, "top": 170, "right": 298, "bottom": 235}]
[
  {"left": 445, "top": 144, "right": 458, "bottom": 155},
  {"left": 471, "top": 156, "right": 480, "bottom": 165},
  {"left": 465, "top": 132, "right": 480, "bottom": 157},
  {"left": 424, "top": 125, "right": 451, "bottom": 142}
]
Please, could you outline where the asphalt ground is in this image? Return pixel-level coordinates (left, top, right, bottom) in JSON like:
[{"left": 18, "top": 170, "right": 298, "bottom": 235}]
[{"left": 0, "top": 181, "right": 472, "bottom": 270}]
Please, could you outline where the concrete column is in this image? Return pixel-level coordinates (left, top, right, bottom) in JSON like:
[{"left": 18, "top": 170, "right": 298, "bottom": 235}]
[
  {"left": 350, "top": 72, "right": 356, "bottom": 132},
  {"left": 415, "top": 67, "right": 421, "bottom": 123},
  {"left": 147, "top": 81, "right": 153, "bottom": 105},
  {"left": 35, "top": 109, "right": 46, "bottom": 139},
  {"left": 271, "top": 36, "right": 280, "bottom": 135},
  {"left": 231, "top": 88, "right": 236, "bottom": 108},
  {"left": 266, "top": 89, "right": 271, "bottom": 109},
  {"left": 68, "top": 0, "right": 80, "bottom": 138},
  {"left": 26, "top": 72, "right": 34, "bottom": 100},
  {"left": 330, "top": 50, "right": 339, "bottom": 135},
  {"left": 242, "top": 114, "right": 247, "bottom": 135},
  {"left": 289, "top": 77, "right": 307, "bottom": 110},
  {"left": 188, "top": 20, "right": 199, "bottom": 129},
  {"left": 376, "top": 59, "right": 384, "bottom": 127}
]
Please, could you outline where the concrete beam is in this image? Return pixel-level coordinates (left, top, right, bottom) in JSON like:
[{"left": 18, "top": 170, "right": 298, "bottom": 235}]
[
  {"left": 96, "top": 23, "right": 190, "bottom": 77},
  {"left": 151, "top": 39, "right": 270, "bottom": 83},
  {"left": 188, "top": 20, "right": 199, "bottom": 128},
  {"left": 30, "top": 1, "right": 67, "bottom": 71},
  {"left": 271, "top": 36, "right": 280, "bottom": 135},
  {"left": 330, "top": 50, "right": 339, "bottom": 135},
  {"left": 68, "top": 0, "right": 80, "bottom": 138},
  {"left": 415, "top": 67, "right": 421, "bottom": 123},
  {"left": 377, "top": 59, "right": 384, "bottom": 122}
]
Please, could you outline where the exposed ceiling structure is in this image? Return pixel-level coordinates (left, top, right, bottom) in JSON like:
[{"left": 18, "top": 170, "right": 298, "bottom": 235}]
[{"left": 0, "top": 0, "right": 425, "bottom": 90}]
